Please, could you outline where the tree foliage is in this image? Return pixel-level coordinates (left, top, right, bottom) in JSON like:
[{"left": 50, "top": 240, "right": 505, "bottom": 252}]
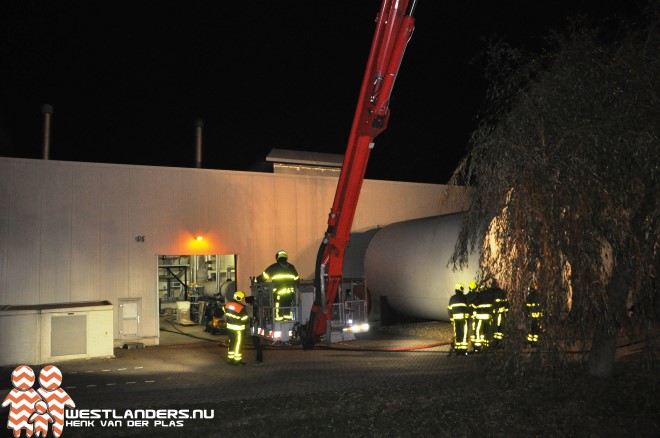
[{"left": 450, "top": 3, "right": 660, "bottom": 377}]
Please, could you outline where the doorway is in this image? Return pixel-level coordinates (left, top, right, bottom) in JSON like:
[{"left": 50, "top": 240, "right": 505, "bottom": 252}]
[{"left": 158, "top": 254, "right": 236, "bottom": 343}]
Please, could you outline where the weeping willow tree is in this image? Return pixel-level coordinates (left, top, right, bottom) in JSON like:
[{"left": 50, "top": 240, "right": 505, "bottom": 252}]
[{"left": 450, "top": 5, "right": 659, "bottom": 378}]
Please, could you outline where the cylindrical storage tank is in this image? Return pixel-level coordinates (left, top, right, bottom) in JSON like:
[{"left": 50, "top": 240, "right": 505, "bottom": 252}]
[{"left": 364, "top": 213, "right": 479, "bottom": 322}]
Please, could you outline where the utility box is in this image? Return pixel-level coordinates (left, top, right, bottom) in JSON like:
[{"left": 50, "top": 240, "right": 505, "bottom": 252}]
[{"left": 0, "top": 301, "right": 114, "bottom": 366}]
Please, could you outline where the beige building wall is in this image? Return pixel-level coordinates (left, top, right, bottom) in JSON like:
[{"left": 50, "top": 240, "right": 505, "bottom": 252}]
[{"left": 0, "top": 157, "right": 469, "bottom": 345}]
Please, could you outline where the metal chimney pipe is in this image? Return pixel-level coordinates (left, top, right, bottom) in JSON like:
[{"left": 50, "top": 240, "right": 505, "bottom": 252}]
[
  {"left": 194, "top": 119, "right": 204, "bottom": 168},
  {"left": 42, "top": 104, "right": 53, "bottom": 160}
]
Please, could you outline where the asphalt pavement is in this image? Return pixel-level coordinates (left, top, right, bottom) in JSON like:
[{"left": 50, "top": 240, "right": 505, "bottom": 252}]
[{"left": 0, "top": 322, "right": 480, "bottom": 437}]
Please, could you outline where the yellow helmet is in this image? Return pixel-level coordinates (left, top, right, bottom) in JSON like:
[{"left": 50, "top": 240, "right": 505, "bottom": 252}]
[
  {"left": 468, "top": 281, "right": 477, "bottom": 292},
  {"left": 234, "top": 291, "right": 245, "bottom": 301},
  {"left": 276, "top": 250, "right": 288, "bottom": 261},
  {"left": 454, "top": 283, "right": 465, "bottom": 293}
]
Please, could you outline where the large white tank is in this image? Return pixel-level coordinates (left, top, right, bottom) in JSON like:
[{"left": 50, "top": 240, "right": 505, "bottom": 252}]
[{"left": 364, "top": 213, "right": 479, "bottom": 322}]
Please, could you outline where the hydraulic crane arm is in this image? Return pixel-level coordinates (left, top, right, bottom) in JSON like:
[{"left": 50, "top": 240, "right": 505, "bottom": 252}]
[{"left": 304, "top": 0, "right": 416, "bottom": 347}]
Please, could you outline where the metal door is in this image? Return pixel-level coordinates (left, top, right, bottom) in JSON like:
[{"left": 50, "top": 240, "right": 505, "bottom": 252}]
[{"left": 119, "top": 298, "right": 141, "bottom": 338}]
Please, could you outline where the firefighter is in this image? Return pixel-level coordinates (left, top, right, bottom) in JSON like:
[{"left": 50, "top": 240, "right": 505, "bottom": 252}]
[
  {"left": 526, "top": 282, "right": 543, "bottom": 345},
  {"left": 470, "top": 281, "right": 494, "bottom": 352},
  {"left": 448, "top": 282, "right": 470, "bottom": 355},
  {"left": 489, "top": 279, "right": 509, "bottom": 346},
  {"left": 256, "top": 250, "right": 300, "bottom": 321},
  {"left": 223, "top": 290, "right": 249, "bottom": 365}
]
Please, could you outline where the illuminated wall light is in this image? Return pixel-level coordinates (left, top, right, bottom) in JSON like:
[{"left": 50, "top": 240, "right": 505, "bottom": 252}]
[{"left": 187, "top": 234, "right": 210, "bottom": 253}]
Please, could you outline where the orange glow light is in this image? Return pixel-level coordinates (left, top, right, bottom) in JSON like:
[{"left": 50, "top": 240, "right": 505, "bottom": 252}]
[{"left": 188, "top": 236, "right": 210, "bottom": 254}]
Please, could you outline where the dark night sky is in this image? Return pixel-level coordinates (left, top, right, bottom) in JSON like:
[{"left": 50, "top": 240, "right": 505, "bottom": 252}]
[{"left": 0, "top": 1, "right": 648, "bottom": 184}]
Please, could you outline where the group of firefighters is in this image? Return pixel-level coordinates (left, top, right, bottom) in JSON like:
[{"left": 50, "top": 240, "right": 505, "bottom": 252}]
[
  {"left": 222, "top": 250, "right": 299, "bottom": 366},
  {"left": 223, "top": 249, "right": 545, "bottom": 363},
  {"left": 448, "top": 279, "right": 543, "bottom": 355}
]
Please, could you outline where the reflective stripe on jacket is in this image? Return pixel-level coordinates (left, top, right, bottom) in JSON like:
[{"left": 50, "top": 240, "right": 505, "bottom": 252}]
[
  {"left": 448, "top": 293, "right": 471, "bottom": 319},
  {"left": 223, "top": 300, "right": 248, "bottom": 331},
  {"left": 260, "top": 262, "right": 300, "bottom": 282}
]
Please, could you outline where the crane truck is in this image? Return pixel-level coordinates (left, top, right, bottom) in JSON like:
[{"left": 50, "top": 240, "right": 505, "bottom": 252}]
[{"left": 302, "top": 0, "right": 417, "bottom": 348}]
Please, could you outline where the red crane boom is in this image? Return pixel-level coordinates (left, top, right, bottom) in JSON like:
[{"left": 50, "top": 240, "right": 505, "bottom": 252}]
[{"left": 304, "top": 0, "right": 417, "bottom": 347}]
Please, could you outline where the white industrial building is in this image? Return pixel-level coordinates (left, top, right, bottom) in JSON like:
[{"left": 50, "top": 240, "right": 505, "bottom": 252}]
[{"left": 0, "top": 155, "right": 470, "bottom": 365}]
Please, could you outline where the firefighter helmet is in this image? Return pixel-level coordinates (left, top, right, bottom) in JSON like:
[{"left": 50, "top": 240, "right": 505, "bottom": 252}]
[
  {"left": 454, "top": 282, "right": 465, "bottom": 293},
  {"left": 468, "top": 281, "right": 477, "bottom": 292},
  {"left": 234, "top": 291, "right": 245, "bottom": 301},
  {"left": 275, "top": 250, "right": 288, "bottom": 261}
]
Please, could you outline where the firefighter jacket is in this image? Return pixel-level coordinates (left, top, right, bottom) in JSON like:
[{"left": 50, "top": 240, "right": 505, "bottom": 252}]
[
  {"left": 448, "top": 292, "right": 470, "bottom": 319},
  {"left": 526, "top": 290, "right": 543, "bottom": 319},
  {"left": 490, "top": 286, "right": 508, "bottom": 340},
  {"left": 471, "top": 289, "right": 495, "bottom": 316},
  {"left": 257, "top": 261, "right": 300, "bottom": 284},
  {"left": 223, "top": 300, "right": 248, "bottom": 331},
  {"left": 490, "top": 287, "right": 509, "bottom": 315}
]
